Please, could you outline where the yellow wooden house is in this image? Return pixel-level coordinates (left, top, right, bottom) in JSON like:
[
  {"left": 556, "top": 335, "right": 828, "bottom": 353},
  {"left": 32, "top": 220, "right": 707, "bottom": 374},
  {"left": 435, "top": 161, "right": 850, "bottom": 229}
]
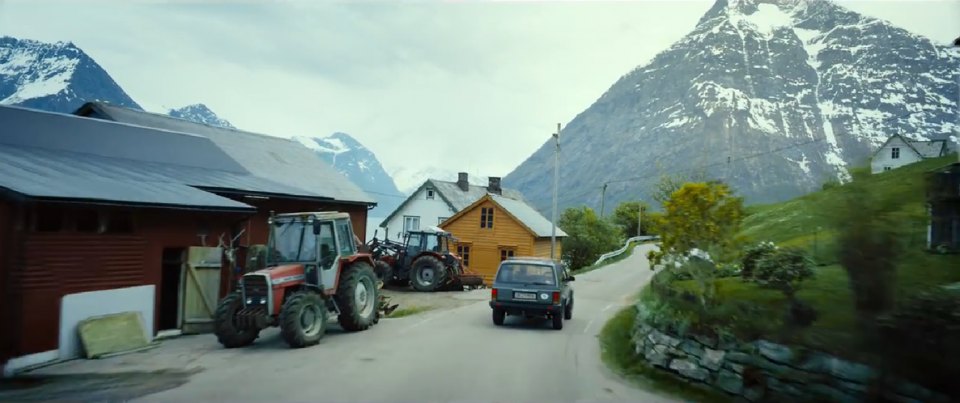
[{"left": 440, "top": 193, "right": 568, "bottom": 284}]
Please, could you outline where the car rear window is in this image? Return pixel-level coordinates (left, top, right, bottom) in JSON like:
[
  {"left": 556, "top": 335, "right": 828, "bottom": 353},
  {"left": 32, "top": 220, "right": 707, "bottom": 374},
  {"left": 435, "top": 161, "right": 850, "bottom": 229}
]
[{"left": 495, "top": 263, "right": 557, "bottom": 285}]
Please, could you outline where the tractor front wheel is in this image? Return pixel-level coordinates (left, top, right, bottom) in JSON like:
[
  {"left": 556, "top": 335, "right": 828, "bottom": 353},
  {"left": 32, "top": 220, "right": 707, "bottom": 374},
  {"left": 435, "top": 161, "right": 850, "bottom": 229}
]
[
  {"left": 214, "top": 292, "right": 260, "bottom": 348},
  {"left": 410, "top": 256, "right": 446, "bottom": 292},
  {"left": 279, "top": 291, "right": 328, "bottom": 348},
  {"left": 336, "top": 262, "right": 380, "bottom": 331},
  {"left": 374, "top": 260, "right": 393, "bottom": 284}
]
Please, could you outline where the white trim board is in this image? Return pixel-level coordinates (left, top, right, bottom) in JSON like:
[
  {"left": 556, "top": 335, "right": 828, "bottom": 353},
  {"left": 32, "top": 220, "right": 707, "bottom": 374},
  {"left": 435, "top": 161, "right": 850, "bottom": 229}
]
[{"left": 2, "top": 349, "right": 58, "bottom": 377}]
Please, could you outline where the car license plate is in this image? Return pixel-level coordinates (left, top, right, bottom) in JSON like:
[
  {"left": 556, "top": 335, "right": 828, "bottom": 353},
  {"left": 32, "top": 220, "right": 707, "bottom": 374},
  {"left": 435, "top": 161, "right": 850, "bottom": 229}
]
[{"left": 514, "top": 292, "right": 536, "bottom": 300}]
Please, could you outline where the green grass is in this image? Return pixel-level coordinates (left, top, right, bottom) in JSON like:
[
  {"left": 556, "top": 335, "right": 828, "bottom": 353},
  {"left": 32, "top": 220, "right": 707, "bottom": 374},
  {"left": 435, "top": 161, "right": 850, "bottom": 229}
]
[
  {"left": 386, "top": 305, "right": 434, "bottom": 318},
  {"left": 599, "top": 306, "right": 732, "bottom": 403},
  {"left": 654, "top": 155, "right": 960, "bottom": 362}
]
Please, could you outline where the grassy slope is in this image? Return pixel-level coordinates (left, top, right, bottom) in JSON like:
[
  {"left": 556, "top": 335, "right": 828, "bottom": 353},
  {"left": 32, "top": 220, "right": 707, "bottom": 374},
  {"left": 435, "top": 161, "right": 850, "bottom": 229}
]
[{"left": 670, "top": 156, "right": 960, "bottom": 360}]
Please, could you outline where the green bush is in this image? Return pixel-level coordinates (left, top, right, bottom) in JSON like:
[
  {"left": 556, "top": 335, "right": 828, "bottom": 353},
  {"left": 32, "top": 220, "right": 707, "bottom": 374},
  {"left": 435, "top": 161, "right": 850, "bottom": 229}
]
[
  {"left": 878, "top": 288, "right": 960, "bottom": 398},
  {"left": 559, "top": 206, "right": 621, "bottom": 270},
  {"left": 751, "top": 247, "right": 814, "bottom": 298},
  {"left": 741, "top": 241, "right": 777, "bottom": 280}
]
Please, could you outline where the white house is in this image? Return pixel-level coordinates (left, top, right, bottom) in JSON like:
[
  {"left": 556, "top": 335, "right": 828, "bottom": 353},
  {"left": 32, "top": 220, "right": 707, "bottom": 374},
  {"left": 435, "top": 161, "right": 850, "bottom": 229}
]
[
  {"left": 378, "top": 173, "right": 526, "bottom": 241},
  {"left": 871, "top": 134, "right": 949, "bottom": 174}
]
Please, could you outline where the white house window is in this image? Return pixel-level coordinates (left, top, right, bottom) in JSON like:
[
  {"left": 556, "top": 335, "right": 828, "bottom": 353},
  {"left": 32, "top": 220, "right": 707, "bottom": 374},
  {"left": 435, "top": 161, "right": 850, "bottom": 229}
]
[
  {"left": 438, "top": 217, "right": 449, "bottom": 225},
  {"left": 426, "top": 189, "right": 436, "bottom": 200},
  {"left": 891, "top": 147, "right": 900, "bottom": 159},
  {"left": 884, "top": 166, "right": 892, "bottom": 171},
  {"left": 403, "top": 216, "right": 420, "bottom": 234}
]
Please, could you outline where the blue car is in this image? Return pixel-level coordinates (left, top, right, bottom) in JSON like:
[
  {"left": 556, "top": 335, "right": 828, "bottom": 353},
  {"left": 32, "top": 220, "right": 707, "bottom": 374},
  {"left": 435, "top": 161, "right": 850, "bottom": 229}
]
[{"left": 489, "top": 257, "right": 575, "bottom": 330}]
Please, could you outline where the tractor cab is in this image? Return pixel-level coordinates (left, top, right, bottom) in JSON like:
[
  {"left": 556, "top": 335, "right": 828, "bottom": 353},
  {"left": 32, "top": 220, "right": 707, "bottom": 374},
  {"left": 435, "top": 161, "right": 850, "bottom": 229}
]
[
  {"left": 402, "top": 226, "right": 457, "bottom": 268},
  {"left": 266, "top": 212, "right": 357, "bottom": 289}
]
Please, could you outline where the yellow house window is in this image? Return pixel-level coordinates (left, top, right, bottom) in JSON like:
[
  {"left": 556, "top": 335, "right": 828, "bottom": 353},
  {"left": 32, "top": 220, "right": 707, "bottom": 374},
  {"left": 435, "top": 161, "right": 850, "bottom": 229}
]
[
  {"left": 499, "top": 247, "right": 515, "bottom": 261},
  {"left": 457, "top": 244, "right": 471, "bottom": 267},
  {"left": 481, "top": 207, "right": 495, "bottom": 229}
]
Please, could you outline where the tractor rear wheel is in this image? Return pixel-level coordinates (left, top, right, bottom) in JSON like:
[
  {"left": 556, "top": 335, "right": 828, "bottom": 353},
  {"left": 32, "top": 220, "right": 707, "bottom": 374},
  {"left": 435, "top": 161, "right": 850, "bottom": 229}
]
[
  {"left": 336, "top": 262, "right": 379, "bottom": 331},
  {"left": 410, "top": 256, "right": 446, "bottom": 292},
  {"left": 213, "top": 291, "right": 260, "bottom": 348},
  {"left": 279, "top": 291, "right": 328, "bottom": 348}
]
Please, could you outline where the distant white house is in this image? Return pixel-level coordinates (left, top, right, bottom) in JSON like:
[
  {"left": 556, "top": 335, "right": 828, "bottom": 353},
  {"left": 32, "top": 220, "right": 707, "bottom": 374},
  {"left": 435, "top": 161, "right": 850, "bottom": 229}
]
[
  {"left": 870, "top": 134, "right": 949, "bottom": 174},
  {"left": 378, "top": 173, "right": 526, "bottom": 241}
]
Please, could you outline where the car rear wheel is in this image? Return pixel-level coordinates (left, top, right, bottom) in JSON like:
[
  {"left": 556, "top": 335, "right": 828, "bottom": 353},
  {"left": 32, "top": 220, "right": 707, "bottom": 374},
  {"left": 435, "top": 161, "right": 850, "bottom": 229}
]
[
  {"left": 552, "top": 309, "right": 564, "bottom": 330},
  {"left": 564, "top": 299, "right": 573, "bottom": 320},
  {"left": 492, "top": 308, "right": 505, "bottom": 326}
]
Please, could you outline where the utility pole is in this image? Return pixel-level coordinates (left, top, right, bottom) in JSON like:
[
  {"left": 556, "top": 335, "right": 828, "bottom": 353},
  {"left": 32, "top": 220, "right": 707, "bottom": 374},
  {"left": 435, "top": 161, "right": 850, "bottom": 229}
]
[
  {"left": 637, "top": 203, "right": 643, "bottom": 237},
  {"left": 551, "top": 123, "right": 560, "bottom": 260},
  {"left": 954, "top": 37, "right": 960, "bottom": 163},
  {"left": 599, "top": 183, "right": 608, "bottom": 217}
]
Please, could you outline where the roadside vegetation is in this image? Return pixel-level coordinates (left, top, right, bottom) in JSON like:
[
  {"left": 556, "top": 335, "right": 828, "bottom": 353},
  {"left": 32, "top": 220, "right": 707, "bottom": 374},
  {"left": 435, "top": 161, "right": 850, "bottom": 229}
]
[
  {"left": 559, "top": 201, "right": 661, "bottom": 272},
  {"left": 599, "top": 304, "right": 730, "bottom": 403},
  {"left": 385, "top": 305, "right": 434, "bottom": 318},
  {"left": 633, "top": 155, "right": 960, "bottom": 397}
]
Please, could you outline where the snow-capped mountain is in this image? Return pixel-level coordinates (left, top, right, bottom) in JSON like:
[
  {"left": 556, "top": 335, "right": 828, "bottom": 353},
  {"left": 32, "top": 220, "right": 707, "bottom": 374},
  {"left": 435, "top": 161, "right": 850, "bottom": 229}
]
[
  {"left": 0, "top": 36, "right": 141, "bottom": 113},
  {"left": 504, "top": 0, "right": 959, "bottom": 214},
  {"left": 294, "top": 132, "right": 402, "bottom": 215},
  {"left": 168, "top": 103, "right": 235, "bottom": 129},
  {"left": 391, "top": 167, "right": 496, "bottom": 195}
]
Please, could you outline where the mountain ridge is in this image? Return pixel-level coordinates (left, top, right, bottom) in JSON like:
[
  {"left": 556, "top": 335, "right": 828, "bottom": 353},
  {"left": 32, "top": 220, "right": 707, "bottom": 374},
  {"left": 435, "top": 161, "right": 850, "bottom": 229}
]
[{"left": 504, "top": 0, "right": 958, "bottom": 214}]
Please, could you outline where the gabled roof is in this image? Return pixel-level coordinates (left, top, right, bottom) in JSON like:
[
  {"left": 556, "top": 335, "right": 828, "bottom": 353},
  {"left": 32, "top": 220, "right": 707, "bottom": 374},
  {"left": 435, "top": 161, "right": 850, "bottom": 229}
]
[
  {"left": 0, "top": 105, "right": 262, "bottom": 211},
  {"left": 873, "top": 134, "right": 948, "bottom": 159},
  {"left": 440, "top": 193, "right": 568, "bottom": 239},
  {"left": 74, "top": 102, "right": 375, "bottom": 206},
  {"left": 378, "top": 179, "right": 526, "bottom": 228}
]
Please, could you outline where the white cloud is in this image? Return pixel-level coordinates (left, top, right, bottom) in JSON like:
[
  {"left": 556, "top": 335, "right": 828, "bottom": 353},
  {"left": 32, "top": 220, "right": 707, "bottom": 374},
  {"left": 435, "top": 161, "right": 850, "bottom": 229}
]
[{"left": 1, "top": 0, "right": 957, "bottom": 181}]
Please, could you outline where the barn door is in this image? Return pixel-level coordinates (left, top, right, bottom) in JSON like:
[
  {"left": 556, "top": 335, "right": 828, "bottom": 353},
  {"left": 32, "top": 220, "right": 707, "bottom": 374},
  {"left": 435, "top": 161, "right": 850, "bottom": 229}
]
[{"left": 181, "top": 246, "right": 223, "bottom": 334}]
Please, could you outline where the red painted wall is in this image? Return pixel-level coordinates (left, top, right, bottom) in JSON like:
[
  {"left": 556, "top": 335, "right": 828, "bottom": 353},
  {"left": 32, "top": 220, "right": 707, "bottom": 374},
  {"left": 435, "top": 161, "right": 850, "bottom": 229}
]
[{"left": 3, "top": 197, "right": 371, "bottom": 360}]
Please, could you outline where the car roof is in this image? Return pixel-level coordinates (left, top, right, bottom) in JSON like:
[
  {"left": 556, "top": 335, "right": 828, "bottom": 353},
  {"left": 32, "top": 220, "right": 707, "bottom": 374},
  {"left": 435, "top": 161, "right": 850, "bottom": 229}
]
[{"left": 498, "top": 257, "right": 561, "bottom": 268}]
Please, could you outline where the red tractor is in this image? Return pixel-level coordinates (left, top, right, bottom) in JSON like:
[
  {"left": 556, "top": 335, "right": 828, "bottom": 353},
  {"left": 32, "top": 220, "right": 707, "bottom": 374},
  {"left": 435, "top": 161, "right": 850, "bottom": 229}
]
[
  {"left": 213, "top": 212, "right": 380, "bottom": 349},
  {"left": 370, "top": 226, "right": 483, "bottom": 292}
]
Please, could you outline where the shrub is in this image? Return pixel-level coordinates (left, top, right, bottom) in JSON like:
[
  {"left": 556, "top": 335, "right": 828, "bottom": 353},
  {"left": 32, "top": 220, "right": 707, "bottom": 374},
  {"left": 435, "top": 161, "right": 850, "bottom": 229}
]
[
  {"left": 750, "top": 247, "right": 817, "bottom": 327},
  {"left": 741, "top": 241, "right": 777, "bottom": 280},
  {"left": 751, "top": 247, "right": 814, "bottom": 299},
  {"left": 877, "top": 288, "right": 960, "bottom": 397}
]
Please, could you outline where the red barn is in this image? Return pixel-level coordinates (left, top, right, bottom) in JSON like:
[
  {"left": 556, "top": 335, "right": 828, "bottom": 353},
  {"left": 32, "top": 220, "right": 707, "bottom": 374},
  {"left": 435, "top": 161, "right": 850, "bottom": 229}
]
[{"left": 0, "top": 104, "right": 375, "bottom": 375}]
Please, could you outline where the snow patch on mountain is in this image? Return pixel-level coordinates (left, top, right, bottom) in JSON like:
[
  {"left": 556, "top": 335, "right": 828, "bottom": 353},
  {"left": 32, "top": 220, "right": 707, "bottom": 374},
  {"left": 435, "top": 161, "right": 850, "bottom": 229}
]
[
  {"left": 168, "top": 103, "right": 235, "bottom": 129},
  {"left": 0, "top": 36, "right": 141, "bottom": 113}
]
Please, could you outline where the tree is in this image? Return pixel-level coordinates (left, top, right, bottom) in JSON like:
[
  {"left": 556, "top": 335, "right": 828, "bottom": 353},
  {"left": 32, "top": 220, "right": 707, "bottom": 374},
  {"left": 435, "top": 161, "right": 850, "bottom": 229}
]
[
  {"left": 611, "top": 201, "right": 654, "bottom": 237},
  {"left": 558, "top": 206, "right": 621, "bottom": 271},
  {"left": 651, "top": 171, "right": 708, "bottom": 208},
  {"left": 647, "top": 182, "right": 745, "bottom": 267}
]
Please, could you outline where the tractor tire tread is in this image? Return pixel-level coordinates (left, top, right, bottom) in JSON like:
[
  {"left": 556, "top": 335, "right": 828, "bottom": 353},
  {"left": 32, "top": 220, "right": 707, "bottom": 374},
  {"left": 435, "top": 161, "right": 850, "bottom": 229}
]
[
  {"left": 409, "top": 255, "right": 447, "bottom": 292},
  {"left": 213, "top": 292, "right": 259, "bottom": 348},
  {"left": 336, "top": 262, "right": 379, "bottom": 332},
  {"left": 279, "top": 291, "right": 327, "bottom": 348}
]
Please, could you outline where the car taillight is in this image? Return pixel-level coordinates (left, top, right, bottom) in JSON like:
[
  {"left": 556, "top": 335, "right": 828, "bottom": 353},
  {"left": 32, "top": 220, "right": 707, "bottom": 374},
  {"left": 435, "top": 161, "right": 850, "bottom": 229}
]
[
  {"left": 552, "top": 292, "right": 560, "bottom": 304},
  {"left": 491, "top": 288, "right": 498, "bottom": 301}
]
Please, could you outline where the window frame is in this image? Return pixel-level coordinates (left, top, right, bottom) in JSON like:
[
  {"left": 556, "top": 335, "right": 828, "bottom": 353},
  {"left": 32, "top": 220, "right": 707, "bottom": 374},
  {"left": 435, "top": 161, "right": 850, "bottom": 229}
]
[
  {"left": 403, "top": 215, "right": 420, "bottom": 234},
  {"left": 891, "top": 147, "right": 900, "bottom": 159},
  {"left": 457, "top": 243, "right": 472, "bottom": 267}
]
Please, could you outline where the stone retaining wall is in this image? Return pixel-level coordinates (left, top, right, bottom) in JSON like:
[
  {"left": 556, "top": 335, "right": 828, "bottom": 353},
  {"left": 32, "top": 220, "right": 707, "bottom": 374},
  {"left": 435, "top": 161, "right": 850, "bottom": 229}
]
[{"left": 632, "top": 312, "right": 950, "bottom": 402}]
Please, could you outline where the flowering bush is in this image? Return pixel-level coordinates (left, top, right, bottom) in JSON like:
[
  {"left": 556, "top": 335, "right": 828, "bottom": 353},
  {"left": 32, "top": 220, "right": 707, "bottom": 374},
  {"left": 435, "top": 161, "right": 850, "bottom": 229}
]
[
  {"left": 741, "top": 241, "right": 778, "bottom": 280},
  {"left": 750, "top": 247, "right": 814, "bottom": 298}
]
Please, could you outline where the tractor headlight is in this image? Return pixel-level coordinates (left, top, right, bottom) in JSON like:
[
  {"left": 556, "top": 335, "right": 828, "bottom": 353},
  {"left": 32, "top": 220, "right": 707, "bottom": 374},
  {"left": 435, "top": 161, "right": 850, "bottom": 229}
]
[
  {"left": 259, "top": 297, "right": 267, "bottom": 305},
  {"left": 245, "top": 298, "right": 253, "bottom": 305},
  {"left": 540, "top": 293, "right": 549, "bottom": 300}
]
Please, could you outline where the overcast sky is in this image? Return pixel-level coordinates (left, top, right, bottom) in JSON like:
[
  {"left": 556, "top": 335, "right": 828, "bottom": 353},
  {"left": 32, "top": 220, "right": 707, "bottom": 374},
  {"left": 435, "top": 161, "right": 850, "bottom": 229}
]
[{"left": 1, "top": 0, "right": 958, "bottom": 190}]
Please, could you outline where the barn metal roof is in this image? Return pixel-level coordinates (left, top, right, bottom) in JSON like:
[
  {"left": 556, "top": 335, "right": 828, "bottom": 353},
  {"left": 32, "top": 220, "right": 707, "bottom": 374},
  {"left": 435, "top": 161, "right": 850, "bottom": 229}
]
[
  {"left": 0, "top": 105, "right": 347, "bottom": 210},
  {"left": 76, "top": 102, "right": 375, "bottom": 205}
]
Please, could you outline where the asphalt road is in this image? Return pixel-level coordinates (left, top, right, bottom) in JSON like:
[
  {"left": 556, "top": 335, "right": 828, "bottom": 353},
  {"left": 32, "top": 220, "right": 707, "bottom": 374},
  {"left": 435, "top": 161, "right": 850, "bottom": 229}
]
[{"left": 136, "top": 244, "right": 676, "bottom": 403}]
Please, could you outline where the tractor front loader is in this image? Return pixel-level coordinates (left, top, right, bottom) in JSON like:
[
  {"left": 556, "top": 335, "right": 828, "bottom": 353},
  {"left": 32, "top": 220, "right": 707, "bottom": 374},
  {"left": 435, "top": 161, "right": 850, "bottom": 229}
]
[{"left": 213, "top": 212, "right": 381, "bottom": 349}]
